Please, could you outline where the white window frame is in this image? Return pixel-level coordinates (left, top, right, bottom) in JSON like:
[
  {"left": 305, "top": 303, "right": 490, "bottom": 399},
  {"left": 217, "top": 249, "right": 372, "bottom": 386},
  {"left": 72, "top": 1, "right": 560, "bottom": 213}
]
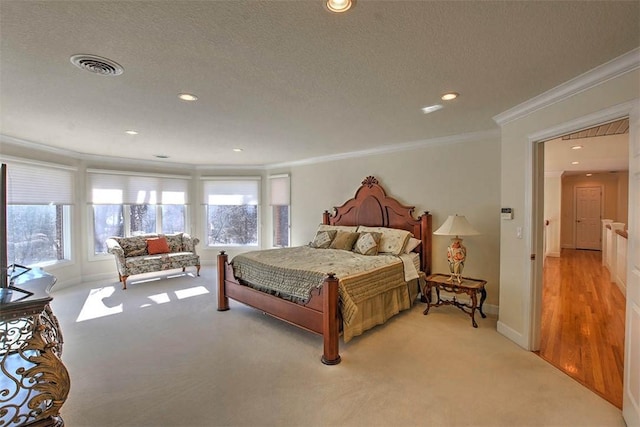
[
  {"left": 87, "top": 169, "right": 191, "bottom": 258},
  {"left": 201, "top": 176, "right": 261, "bottom": 248},
  {"left": 1, "top": 157, "right": 75, "bottom": 267}
]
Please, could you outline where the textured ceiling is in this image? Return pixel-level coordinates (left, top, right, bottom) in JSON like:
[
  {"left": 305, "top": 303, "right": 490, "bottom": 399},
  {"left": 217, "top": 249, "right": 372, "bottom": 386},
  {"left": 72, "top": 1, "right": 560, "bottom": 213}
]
[{"left": 0, "top": 1, "right": 638, "bottom": 167}]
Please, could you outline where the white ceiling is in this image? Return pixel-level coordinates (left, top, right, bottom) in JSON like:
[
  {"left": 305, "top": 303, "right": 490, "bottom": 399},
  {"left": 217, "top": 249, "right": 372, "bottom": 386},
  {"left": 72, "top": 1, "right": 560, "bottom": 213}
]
[{"left": 1, "top": 1, "right": 638, "bottom": 167}]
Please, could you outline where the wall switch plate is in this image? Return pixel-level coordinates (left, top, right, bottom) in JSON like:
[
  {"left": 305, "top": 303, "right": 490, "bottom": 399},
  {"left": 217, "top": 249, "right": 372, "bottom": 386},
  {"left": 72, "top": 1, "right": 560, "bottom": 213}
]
[{"left": 501, "top": 207, "right": 513, "bottom": 220}]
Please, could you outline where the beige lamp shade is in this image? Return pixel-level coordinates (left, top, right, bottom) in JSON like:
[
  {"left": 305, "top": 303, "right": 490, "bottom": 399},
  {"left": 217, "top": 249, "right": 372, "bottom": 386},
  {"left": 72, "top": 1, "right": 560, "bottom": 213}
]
[{"left": 433, "top": 215, "right": 479, "bottom": 237}]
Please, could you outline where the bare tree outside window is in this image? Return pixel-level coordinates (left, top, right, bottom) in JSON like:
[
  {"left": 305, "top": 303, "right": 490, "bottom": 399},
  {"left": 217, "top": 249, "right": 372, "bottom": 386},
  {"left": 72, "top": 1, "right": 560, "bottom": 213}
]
[
  {"left": 7, "top": 205, "right": 66, "bottom": 265},
  {"left": 130, "top": 204, "right": 155, "bottom": 235},
  {"left": 207, "top": 205, "right": 258, "bottom": 246},
  {"left": 93, "top": 205, "right": 124, "bottom": 254},
  {"left": 162, "top": 205, "right": 185, "bottom": 234},
  {"left": 273, "top": 205, "right": 289, "bottom": 247}
]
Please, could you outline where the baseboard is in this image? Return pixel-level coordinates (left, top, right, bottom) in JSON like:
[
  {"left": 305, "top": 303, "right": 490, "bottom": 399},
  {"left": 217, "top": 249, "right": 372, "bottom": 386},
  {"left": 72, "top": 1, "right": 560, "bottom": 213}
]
[
  {"left": 497, "top": 320, "right": 529, "bottom": 350},
  {"left": 561, "top": 244, "right": 575, "bottom": 249},
  {"left": 54, "top": 272, "right": 117, "bottom": 290},
  {"left": 615, "top": 278, "right": 627, "bottom": 296},
  {"left": 545, "top": 251, "right": 561, "bottom": 258}
]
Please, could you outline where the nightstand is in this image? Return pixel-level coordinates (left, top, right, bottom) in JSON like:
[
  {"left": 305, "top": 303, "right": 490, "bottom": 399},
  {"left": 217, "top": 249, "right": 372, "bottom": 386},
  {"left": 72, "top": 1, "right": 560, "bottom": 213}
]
[{"left": 422, "top": 273, "right": 487, "bottom": 328}]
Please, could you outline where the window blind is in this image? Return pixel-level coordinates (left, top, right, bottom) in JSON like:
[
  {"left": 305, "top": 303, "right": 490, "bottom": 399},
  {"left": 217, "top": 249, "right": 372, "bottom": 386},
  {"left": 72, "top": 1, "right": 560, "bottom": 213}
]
[
  {"left": 88, "top": 169, "right": 190, "bottom": 205},
  {"left": 268, "top": 174, "right": 290, "bottom": 206},
  {"left": 202, "top": 178, "right": 260, "bottom": 206},
  {"left": 3, "top": 159, "right": 75, "bottom": 205}
]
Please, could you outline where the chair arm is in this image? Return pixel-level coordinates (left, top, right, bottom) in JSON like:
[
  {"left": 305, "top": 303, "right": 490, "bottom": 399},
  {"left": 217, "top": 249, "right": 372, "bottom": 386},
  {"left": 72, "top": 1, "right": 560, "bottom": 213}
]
[{"left": 106, "top": 238, "right": 126, "bottom": 267}]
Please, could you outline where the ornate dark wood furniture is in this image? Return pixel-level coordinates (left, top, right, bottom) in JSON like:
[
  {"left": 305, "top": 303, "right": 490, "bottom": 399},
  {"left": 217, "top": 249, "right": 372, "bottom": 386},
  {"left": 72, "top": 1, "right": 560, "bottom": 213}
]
[
  {"left": 218, "top": 176, "right": 432, "bottom": 365},
  {"left": 0, "top": 269, "right": 70, "bottom": 427},
  {"left": 422, "top": 273, "right": 487, "bottom": 328}
]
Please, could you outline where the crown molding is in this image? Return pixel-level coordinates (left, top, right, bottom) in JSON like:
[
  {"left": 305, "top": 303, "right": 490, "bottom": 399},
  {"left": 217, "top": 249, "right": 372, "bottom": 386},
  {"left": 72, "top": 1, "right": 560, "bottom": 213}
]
[
  {"left": 1, "top": 134, "right": 195, "bottom": 171},
  {"left": 265, "top": 129, "right": 501, "bottom": 169},
  {"left": 493, "top": 48, "right": 640, "bottom": 126},
  {"left": 2, "top": 128, "right": 501, "bottom": 171}
]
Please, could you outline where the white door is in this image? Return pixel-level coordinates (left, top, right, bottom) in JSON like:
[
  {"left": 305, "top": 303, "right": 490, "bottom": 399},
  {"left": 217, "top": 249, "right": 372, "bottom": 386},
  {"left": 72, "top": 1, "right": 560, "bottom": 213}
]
[
  {"left": 623, "top": 104, "right": 640, "bottom": 426},
  {"left": 575, "top": 186, "right": 602, "bottom": 250}
]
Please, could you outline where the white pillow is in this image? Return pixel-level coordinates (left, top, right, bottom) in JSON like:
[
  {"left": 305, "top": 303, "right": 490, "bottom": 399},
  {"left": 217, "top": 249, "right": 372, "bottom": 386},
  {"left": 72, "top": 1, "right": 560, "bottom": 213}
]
[
  {"left": 352, "top": 231, "right": 382, "bottom": 256},
  {"left": 309, "top": 230, "right": 337, "bottom": 249},
  {"left": 404, "top": 237, "right": 422, "bottom": 254},
  {"left": 357, "top": 226, "right": 412, "bottom": 256}
]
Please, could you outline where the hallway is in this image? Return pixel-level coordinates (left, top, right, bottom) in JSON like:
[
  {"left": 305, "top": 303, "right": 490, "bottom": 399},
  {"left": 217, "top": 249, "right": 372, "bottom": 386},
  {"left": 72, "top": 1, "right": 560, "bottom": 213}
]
[{"left": 539, "top": 249, "right": 626, "bottom": 408}]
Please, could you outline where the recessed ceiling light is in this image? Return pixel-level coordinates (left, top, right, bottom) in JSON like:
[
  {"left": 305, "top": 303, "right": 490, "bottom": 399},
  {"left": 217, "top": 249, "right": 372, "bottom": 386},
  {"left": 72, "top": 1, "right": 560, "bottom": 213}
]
[
  {"left": 178, "top": 93, "right": 198, "bottom": 102},
  {"left": 586, "top": 173, "right": 593, "bottom": 177},
  {"left": 233, "top": 148, "right": 243, "bottom": 152},
  {"left": 441, "top": 92, "right": 459, "bottom": 101},
  {"left": 571, "top": 145, "right": 583, "bottom": 150},
  {"left": 125, "top": 130, "right": 138, "bottom": 135},
  {"left": 421, "top": 104, "right": 443, "bottom": 114},
  {"left": 154, "top": 155, "right": 170, "bottom": 159},
  {"left": 571, "top": 161, "right": 579, "bottom": 165},
  {"left": 325, "top": 0, "right": 354, "bottom": 13}
]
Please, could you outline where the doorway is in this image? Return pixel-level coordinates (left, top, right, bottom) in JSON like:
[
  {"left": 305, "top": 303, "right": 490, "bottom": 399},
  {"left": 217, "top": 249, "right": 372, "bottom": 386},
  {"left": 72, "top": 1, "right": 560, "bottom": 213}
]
[
  {"left": 538, "top": 121, "right": 629, "bottom": 408},
  {"left": 575, "top": 185, "right": 602, "bottom": 250}
]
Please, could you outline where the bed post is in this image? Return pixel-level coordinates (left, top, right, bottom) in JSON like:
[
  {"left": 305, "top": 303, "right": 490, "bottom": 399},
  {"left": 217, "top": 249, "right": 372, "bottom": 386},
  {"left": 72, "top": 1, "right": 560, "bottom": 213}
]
[
  {"left": 420, "top": 212, "right": 432, "bottom": 275},
  {"left": 321, "top": 273, "right": 341, "bottom": 365},
  {"left": 322, "top": 210, "right": 331, "bottom": 225},
  {"left": 217, "top": 251, "right": 229, "bottom": 311}
]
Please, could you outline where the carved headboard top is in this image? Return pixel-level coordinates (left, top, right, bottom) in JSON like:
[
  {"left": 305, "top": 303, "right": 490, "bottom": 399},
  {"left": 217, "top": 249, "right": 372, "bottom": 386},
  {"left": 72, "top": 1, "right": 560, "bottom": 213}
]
[{"left": 322, "top": 176, "right": 432, "bottom": 274}]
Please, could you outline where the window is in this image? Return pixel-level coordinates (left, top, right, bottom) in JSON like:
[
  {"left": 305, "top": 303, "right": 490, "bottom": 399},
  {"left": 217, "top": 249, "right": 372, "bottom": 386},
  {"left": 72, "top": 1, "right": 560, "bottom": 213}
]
[
  {"left": 203, "top": 178, "right": 260, "bottom": 247},
  {"left": 4, "top": 159, "right": 74, "bottom": 267},
  {"left": 88, "top": 170, "right": 189, "bottom": 255},
  {"left": 269, "top": 174, "right": 290, "bottom": 247}
]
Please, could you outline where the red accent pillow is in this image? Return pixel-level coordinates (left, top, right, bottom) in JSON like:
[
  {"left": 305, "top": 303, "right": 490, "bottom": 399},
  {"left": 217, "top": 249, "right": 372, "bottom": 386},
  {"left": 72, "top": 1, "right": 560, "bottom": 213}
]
[{"left": 147, "top": 237, "right": 170, "bottom": 255}]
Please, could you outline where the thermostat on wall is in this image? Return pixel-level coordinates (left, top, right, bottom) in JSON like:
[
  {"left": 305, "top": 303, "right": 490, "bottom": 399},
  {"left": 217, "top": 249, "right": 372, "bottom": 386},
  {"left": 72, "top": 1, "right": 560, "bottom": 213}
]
[{"left": 501, "top": 208, "right": 513, "bottom": 220}]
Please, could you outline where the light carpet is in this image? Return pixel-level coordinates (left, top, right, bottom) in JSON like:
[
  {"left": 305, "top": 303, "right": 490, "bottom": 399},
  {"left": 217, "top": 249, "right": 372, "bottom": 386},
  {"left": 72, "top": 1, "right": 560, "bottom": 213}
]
[{"left": 49, "top": 267, "right": 623, "bottom": 427}]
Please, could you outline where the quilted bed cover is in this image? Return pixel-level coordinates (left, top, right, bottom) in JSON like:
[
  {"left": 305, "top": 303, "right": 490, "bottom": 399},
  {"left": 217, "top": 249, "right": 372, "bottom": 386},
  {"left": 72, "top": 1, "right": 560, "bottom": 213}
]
[{"left": 231, "top": 246, "right": 420, "bottom": 341}]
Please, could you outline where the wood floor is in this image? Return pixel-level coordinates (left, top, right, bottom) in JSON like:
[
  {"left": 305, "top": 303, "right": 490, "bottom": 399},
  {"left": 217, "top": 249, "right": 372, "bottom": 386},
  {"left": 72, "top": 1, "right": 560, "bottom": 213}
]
[{"left": 538, "top": 249, "right": 626, "bottom": 408}]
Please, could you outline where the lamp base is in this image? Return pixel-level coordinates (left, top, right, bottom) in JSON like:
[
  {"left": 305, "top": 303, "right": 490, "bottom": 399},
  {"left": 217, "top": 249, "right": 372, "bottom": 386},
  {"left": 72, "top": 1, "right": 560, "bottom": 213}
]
[
  {"left": 446, "top": 273, "right": 463, "bottom": 284},
  {"left": 446, "top": 237, "right": 466, "bottom": 284}
]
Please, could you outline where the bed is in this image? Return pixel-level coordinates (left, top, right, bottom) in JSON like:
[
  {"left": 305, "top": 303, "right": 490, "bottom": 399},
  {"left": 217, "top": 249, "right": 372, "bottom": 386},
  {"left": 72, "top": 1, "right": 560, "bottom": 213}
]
[{"left": 217, "top": 176, "right": 432, "bottom": 365}]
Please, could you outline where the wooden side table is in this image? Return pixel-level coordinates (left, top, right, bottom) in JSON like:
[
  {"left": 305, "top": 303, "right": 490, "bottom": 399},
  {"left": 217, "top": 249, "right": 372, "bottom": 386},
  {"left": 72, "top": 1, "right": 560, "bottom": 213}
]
[{"left": 422, "top": 273, "right": 487, "bottom": 328}]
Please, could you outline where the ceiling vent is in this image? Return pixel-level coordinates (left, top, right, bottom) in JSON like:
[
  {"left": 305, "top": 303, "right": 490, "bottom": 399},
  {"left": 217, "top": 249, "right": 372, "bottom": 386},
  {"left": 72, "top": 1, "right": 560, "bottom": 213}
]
[{"left": 70, "top": 54, "right": 123, "bottom": 76}]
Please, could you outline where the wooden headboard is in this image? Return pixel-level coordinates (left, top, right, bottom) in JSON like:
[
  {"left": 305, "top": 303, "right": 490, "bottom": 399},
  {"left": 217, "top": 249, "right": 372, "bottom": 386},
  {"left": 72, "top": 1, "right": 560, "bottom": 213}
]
[{"left": 322, "top": 176, "right": 432, "bottom": 274}]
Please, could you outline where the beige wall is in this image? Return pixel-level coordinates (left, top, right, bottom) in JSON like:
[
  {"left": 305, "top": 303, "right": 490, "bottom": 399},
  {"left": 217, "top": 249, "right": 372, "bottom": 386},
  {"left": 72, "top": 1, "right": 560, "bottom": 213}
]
[
  {"left": 499, "top": 69, "right": 639, "bottom": 345},
  {"left": 560, "top": 172, "right": 627, "bottom": 248},
  {"left": 289, "top": 136, "right": 502, "bottom": 307}
]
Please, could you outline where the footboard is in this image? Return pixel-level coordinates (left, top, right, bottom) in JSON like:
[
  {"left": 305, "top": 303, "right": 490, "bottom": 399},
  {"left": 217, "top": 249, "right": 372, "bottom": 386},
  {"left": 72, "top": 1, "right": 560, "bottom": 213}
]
[{"left": 217, "top": 251, "right": 341, "bottom": 365}]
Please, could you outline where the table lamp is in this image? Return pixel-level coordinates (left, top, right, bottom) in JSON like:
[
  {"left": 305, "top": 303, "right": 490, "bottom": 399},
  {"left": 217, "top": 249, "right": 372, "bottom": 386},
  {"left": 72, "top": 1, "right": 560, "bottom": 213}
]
[{"left": 433, "top": 214, "right": 479, "bottom": 283}]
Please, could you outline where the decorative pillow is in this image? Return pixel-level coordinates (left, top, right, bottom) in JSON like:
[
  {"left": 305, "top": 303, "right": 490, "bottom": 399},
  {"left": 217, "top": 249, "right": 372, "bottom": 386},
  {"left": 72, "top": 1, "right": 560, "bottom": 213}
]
[
  {"left": 317, "top": 224, "right": 358, "bottom": 233},
  {"left": 163, "top": 233, "right": 183, "bottom": 252},
  {"left": 310, "top": 230, "right": 337, "bottom": 249},
  {"left": 147, "top": 237, "right": 170, "bottom": 255},
  {"left": 329, "top": 231, "right": 360, "bottom": 251},
  {"left": 404, "top": 237, "right": 422, "bottom": 254},
  {"left": 352, "top": 232, "right": 382, "bottom": 256},
  {"left": 357, "top": 226, "right": 412, "bottom": 255}
]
